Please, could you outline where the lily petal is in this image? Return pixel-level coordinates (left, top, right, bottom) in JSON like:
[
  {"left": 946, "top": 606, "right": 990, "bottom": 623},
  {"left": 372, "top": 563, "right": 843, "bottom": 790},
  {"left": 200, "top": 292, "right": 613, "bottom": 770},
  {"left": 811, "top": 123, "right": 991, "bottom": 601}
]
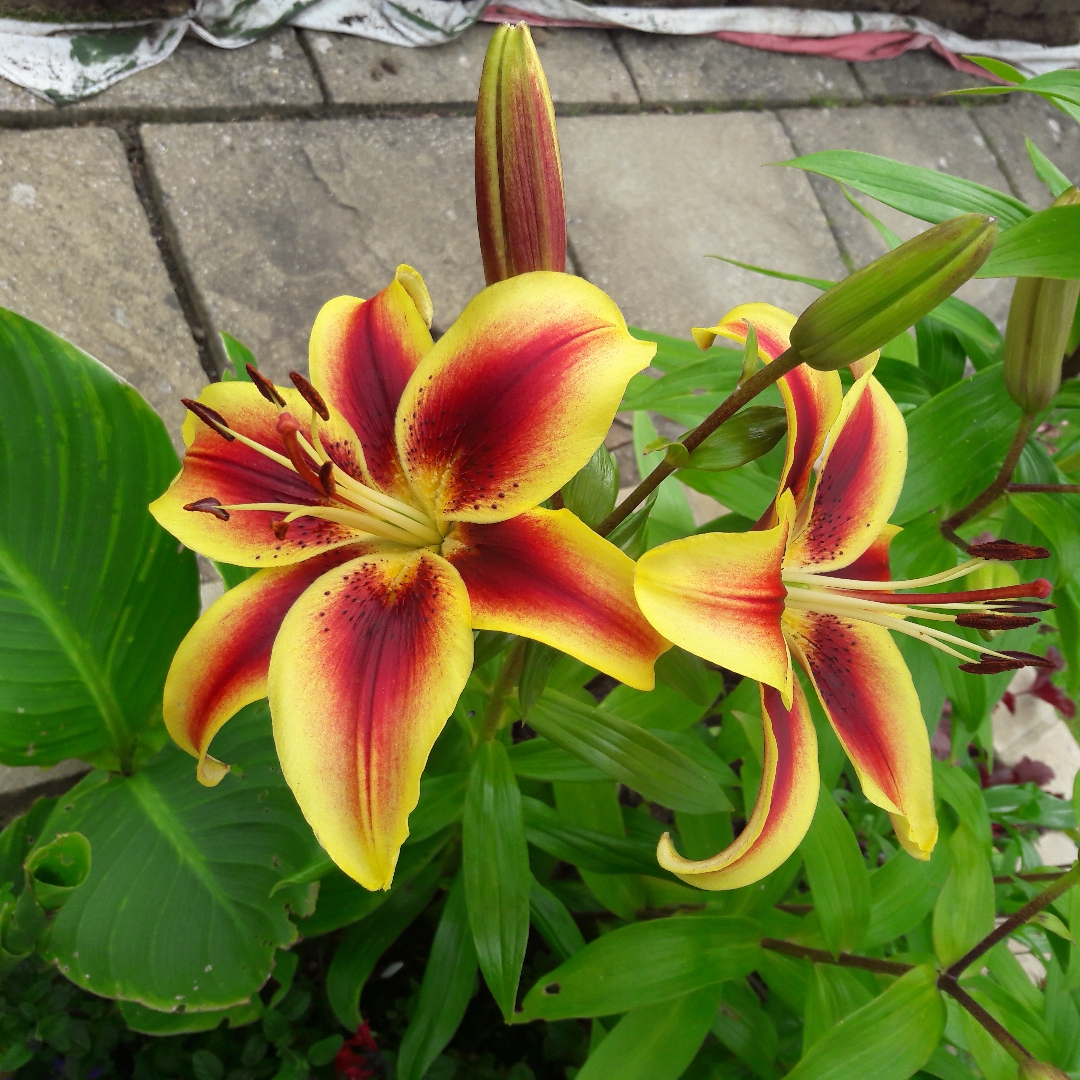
[
  {"left": 150, "top": 382, "right": 365, "bottom": 566},
  {"left": 692, "top": 302, "right": 796, "bottom": 360},
  {"left": 444, "top": 508, "right": 669, "bottom": 691},
  {"left": 786, "top": 374, "right": 907, "bottom": 574},
  {"left": 396, "top": 272, "right": 655, "bottom": 523},
  {"left": 657, "top": 681, "right": 818, "bottom": 889},
  {"left": 269, "top": 549, "right": 473, "bottom": 890},
  {"left": 823, "top": 524, "right": 901, "bottom": 584},
  {"left": 309, "top": 266, "right": 434, "bottom": 500},
  {"left": 634, "top": 492, "right": 795, "bottom": 703},
  {"left": 163, "top": 546, "right": 376, "bottom": 786},
  {"left": 783, "top": 607, "right": 938, "bottom": 857}
]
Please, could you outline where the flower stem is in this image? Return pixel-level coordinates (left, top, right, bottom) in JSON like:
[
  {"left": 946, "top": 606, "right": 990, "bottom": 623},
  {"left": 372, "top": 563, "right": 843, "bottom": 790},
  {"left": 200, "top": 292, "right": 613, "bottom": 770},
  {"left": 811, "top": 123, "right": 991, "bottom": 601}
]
[
  {"left": 936, "top": 977, "right": 1035, "bottom": 1063},
  {"left": 1006, "top": 483, "right": 1080, "bottom": 494},
  {"left": 481, "top": 638, "right": 526, "bottom": 742},
  {"left": 759, "top": 937, "right": 914, "bottom": 976},
  {"left": 595, "top": 347, "right": 804, "bottom": 537},
  {"left": 939, "top": 413, "right": 1035, "bottom": 553}
]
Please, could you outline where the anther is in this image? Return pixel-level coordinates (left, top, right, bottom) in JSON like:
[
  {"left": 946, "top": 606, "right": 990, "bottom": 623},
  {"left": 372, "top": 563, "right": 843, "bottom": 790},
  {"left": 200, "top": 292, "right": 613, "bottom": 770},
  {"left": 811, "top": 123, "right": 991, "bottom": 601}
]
[
  {"left": 992, "top": 601, "right": 1055, "bottom": 613},
  {"left": 276, "top": 412, "right": 324, "bottom": 493},
  {"left": 954, "top": 613, "right": 1040, "bottom": 630},
  {"left": 960, "top": 658, "right": 1024, "bottom": 675},
  {"left": 184, "top": 497, "right": 230, "bottom": 520},
  {"left": 272, "top": 520, "right": 290, "bottom": 540},
  {"left": 247, "top": 364, "right": 286, "bottom": 407},
  {"left": 967, "top": 539, "right": 1050, "bottom": 561},
  {"left": 182, "top": 399, "right": 234, "bottom": 441},
  {"left": 289, "top": 372, "right": 330, "bottom": 421},
  {"left": 997, "top": 649, "right": 1056, "bottom": 669},
  {"left": 319, "top": 460, "right": 336, "bottom": 498}
]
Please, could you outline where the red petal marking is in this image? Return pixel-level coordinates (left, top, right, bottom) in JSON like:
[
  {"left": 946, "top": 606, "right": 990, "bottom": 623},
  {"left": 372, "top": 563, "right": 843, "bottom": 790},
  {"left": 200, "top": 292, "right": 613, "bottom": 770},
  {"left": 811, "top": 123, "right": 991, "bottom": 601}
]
[
  {"left": 445, "top": 509, "right": 668, "bottom": 690},
  {"left": 269, "top": 549, "right": 473, "bottom": 889},
  {"left": 773, "top": 365, "right": 843, "bottom": 513},
  {"left": 822, "top": 524, "right": 899, "bottom": 584}
]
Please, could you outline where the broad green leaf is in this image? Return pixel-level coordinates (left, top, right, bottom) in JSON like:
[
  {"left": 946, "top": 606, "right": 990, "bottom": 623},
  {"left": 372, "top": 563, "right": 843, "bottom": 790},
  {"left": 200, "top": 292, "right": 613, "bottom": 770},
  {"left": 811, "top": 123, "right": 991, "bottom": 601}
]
[
  {"left": 119, "top": 999, "right": 262, "bottom": 1035},
  {"left": 24, "top": 832, "right": 91, "bottom": 911},
  {"left": 574, "top": 983, "right": 726, "bottom": 1080},
  {"left": 934, "top": 761, "right": 993, "bottom": 856},
  {"left": 529, "top": 690, "right": 729, "bottom": 813},
  {"left": 509, "top": 738, "right": 606, "bottom": 783},
  {"left": 1026, "top": 138, "right": 1073, "bottom": 198},
  {"left": 800, "top": 789, "right": 871, "bottom": 955},
  {"left": 561, "top": 446, "right": 618, "bottom": 528},
  {"left": 628, "top": 328, "right": 707, "bottom": 373},
  {"left": 529, "top": 876, "right": 586, "bottom": 961},
  {"left": 922, "top": 1043, "right": 981, "bottom": 1080},
  {"left": 463, "top": 739, "right": 530, "bottom": 1020},
  {"left": 682, "top": 407, "right": 786, "bottom": 472},
  {"left": 518, "top": 915, "right": 761, "bottom": 1020},
  {"left": 978, "top": 205, "right": 1080, "bottom": 279},
  {"left": 633, "top": 413, "right": 696, "bottom": 548},
  {"left": 758, "top": 950, "right": 812, "bottom": 1016},
  {"left": 965, "top": 976, "right": 1055, "bottom": 1061},
  {"left": 519, "top": 640, "right": 561, "bottom": 716},
  {"left": 407, "top": 771, "right": 469, "bottom": 845},
  {"left": 602, "top": 680, "right": 714, "bottom": 732},
  {"left": 896, "top": 365, "right": 1022, "bottom": 523},
  {"left": 653, "top": 647, "right": 724, "bottom": 708},
  {"left": 928, "top": 297, "right": 1002, "bottom": 369},
  {"left": 782, "top": 151, "right": 1032, "bottom": 229},
  {"left": 326, "top": 856, "right": 443, "bottom": 1030},
  {"left": 916, "top": 318, "right": 966, "bottom": 394},
  {"left": 783, "top": 966, "right": 945, "bottom": 1080},
  {"left": 864, "top": 840, "right": 951, "bottom": 948},
  {"left": 37, "top": 702, "right": 320, "bottom": 1011},
  {"left": 674, "top": 810, "right": 733, "bottom": 861},
  {"left": 1012, "top": 491, "right": 1080, "bottom": 583},
  {"left": 933, "top": 822, "right": 995, "bottom": 967},
  {"left": 0, "top": 307, "right": 199, "bottom": 769},
  {"left": 802, "top": 964, "right": 876, "bottom": 1053},
  {"left": 959, "top": 1006, "right": 1020, "bottom": 1080},
  {"left": 873, "top": 358, "right": 933, "bottom": 408},
  {"left": 653, "top": 730, "right": 738, "bottom": 792},
  {"left": 396, "top": 874, "right": 478, "bottom": 1080},
  {"left": 713, "top": 979, "right": 781, "bottom": 1079}
]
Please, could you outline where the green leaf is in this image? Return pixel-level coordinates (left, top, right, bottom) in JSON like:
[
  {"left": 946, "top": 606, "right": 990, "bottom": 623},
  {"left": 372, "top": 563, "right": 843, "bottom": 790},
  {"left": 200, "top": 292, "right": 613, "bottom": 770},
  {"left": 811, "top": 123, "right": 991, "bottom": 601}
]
[
  {"left": 606, "top": 489, "right": 658, "bottom": 560},
  {"left": 463, "top": 739, "right": 530, "bottom": 1020},
  {"left": 519, "top": 641, "right": 562, "bottom": 717},
  {"left": 784, "top": 966, "right": 945, "bottom": 1080},
  {"left": 934, "top": 761, "right": 993, "bottom": 856},
  {"left": 682, "top": 407, "right": 787, "bottom": 473},
  {"left": 508, "top": 738, "right": 607, "bottom": 783},
  {"left": 978, "top": 205, "right": 1080, "bottom": 279},
  {"left": 38, "top": 701, "right": 320, "bottom": 1011},
  {"left": 706, "top": 255, "right": 835, "bottom": 291},
  {"left": 602, "top": 680, "right": 716, "bottom": 732},
  {"left": 24, "top": 832, "right": 91, "bottom": 911},
  {"left": 863, "top": 840, "right": 951, "bottom": 948},
  {"left": 633, "top": 413, "right": 696, "bottom": 548},
  {"left": 574, "top": 983, "right": 726, "bottom": 1080},
  {"left": 528, "top": 690, "right": 729, "bottom": 813},
  {"left": 219, "top": 332, "right": 256, "bottom": 380},
  {"left": 0, "top": 307, "right": 199, "bottom": 768},
  {"left": 800, "top": 789, "right": 871, "bottom": 955},
  {"left": 308, "top": 1035, "right": 345, "bottom": 1068},
  {"left": 933, "top": 821, "right": 995, "bottom": 967},
  {"left": 1025, "top": 138, "right": 1073, "bottom": 198},
  {"left": 1012, "top": 491, "right": 1080, "bottom": 583},
  {"left": 517, "top": 915, "right": 761, "bottom": 1020},
  {"left": 653, "top": 647, "right": 723, "bottom": 707},
  {"left": 561, "top": 446, "right": 618, "bottom": 528},
  {"left": 896, "top": 365, "right": 1022, "bottom": 523},
  {"left": 782, "top": 151, "right": 1032, "bottom": 229},
  {"left": 212, "top": 561, "right": 256, "bottom": 591},
  {"left": 963, "top": 55, "right": 1027, "bottom": 84},
  {"left": 529, "top": 876, "right": 586, "bottom": 961},
  {"left": 802, "top": 964, "right": 876, "bottom": 1054},
  {"left": 713, "top": 979, "right": 781, "bottom": 1079},
  {"left": 120, "top": 999, "right": 262, "bottom": 1034},
  {"left": 407, "top": 771, "right": 469, "bottom": 845},
  {"left": 396, "top": 874, "right": 478, "bottom": 1080},
  {"left": 681, "top": 464, "right": 777, "bottom": 522},
  {"left": 326, "top": 855, "right": 443, "bottom": 1030},
  {"left": 628, "top": 328, "right": 706, "bottom": 373},
  {"left": 926, "top": 297, "right": 1002, "bottom": 370}
]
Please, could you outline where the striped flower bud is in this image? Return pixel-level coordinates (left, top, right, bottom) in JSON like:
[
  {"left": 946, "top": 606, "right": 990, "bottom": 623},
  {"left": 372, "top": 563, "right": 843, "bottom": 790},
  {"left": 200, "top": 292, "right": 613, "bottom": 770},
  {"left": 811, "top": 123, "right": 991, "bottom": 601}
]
[
  {"left": 790, "top": 214, "right": 998, "bottom": 371},
  {"left": 475, "top": 23, "right": 566, "bottom": 284},
  {"left": 1004, "top": 187, "right": 1080, "bottom": 414},
  {"left": 1019, "top": 1061, "right": 1070, "bottom": 1080}
]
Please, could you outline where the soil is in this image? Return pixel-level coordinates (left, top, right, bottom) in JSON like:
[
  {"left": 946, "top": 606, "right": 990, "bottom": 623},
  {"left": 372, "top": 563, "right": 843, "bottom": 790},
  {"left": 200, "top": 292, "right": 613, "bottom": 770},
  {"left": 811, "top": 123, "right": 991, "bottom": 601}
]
[{"left": 0, "top": 0, "right": 191, "bottom": 22}]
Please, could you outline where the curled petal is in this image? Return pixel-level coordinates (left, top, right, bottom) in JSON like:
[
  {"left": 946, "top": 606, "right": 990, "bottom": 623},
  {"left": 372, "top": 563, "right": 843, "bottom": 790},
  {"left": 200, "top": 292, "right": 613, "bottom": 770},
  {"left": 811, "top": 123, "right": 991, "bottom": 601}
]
[
  {"left": 269, "top": 549, "right": 473, "bottom": 890},
  {"left": 150, "top": 382, "right": 366, "bottom": 566},
  {"left": 163, "top": 546, "right": 376, "bottom": 786},
  {"left": 692, "top": 303, "right": 796, "bottom": 360},
  {"left": 783, "top": 608, "right": 938, "bottom": 857},
  {"left": 445, "top": 508, "right": 669, "bottom": 691},
  {"left": 634, "top": 493, "right": 794, "bottom": 703},
  {"left": 786, "top": 374, "right": 907, "bottom": 574},
  {"left": 657, "top": 681, "right": 818, "bottom": 889},
  {"left": 396, "top": 272, "right": 655, "bottom": 523},
  {"left": 309, "top": 267, "right": 434, "bottom": 500}
]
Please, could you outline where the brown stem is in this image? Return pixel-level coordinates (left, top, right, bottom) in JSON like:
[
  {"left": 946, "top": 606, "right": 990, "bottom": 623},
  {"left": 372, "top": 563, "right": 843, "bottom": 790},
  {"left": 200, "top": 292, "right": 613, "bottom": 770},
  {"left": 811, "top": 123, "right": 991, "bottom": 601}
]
[
  {"left": 945, "top": 859, "right": 1080, "bottom": 980},
  {"left": 937, "top": 977, "right": 1034, "bottom": 1063},
  {"left": 994, "top": 871, "right": 1070, "bottom": 883},
  {"left": 596, "top": 348, "right": 805, "bottom": 537},
  {"left": 481, "top": 638, "right": 526, "bottom": 742},
  {"left": 1006, "top": 483, "right": 1080, "bottom": 494},
  {"left": 939, "top": 413, "right": 1036, "bottom": 553},
  {"left": 759, "top": 937, "right": 914, "bottom": 976}
]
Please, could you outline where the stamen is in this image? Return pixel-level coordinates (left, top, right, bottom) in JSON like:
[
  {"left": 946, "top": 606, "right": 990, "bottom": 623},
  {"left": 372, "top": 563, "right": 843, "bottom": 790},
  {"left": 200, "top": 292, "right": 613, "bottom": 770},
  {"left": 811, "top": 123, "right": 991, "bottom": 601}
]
[
  {"left": 954, "top": 613, "right": 1040, "bottom": 630},
  {"left": 223, "top": 502, "right": 437, "bottom": 547},
  {"left": 290, "top": 372, "right": 330, "bottom": 421},
  {"left": 247, "top": 365, "right": 286, "bottom": 407},
  {"left": 184, "top": 497, "right": 229, "bottom": 520},
  {"left": 960, "top": 658, "right": 1024, "bottom": 675},
  {"left": 319, "top": 460, "right": 336, "bottom": 498},
  {"left": 784, "top": 559, "right": 987, "bottom": 592},
  {"left": 967, "top": 539, "right": 1050, "bottom": 561},
  {"left": 277, "top": 412, "right": 324, "bottom": 493},
  {"left": 183, "top": 399, "right": 235, "bottom": 442},
  {"left": 998, "top": 649, "right": 1055, "bottom": 669},
  {"left": 992, "top": 601, "right": 1055, "bottom": 613},
  {"left": 272, "top": 520, "right": 290, "bottom": 540}
]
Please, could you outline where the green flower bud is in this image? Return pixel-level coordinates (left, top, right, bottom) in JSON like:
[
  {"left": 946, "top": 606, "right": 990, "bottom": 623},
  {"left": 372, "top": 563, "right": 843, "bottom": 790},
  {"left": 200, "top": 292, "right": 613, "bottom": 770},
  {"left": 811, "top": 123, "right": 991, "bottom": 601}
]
[
  {"left": 1003, "top": 187, "right": 1080, "bottom": 414},
  {"left": 1018, "top": 1060, "right": 1070, "bottom": 1080},
  {"left": 790, "top": 214, "right": 998, "bottom": 371}
]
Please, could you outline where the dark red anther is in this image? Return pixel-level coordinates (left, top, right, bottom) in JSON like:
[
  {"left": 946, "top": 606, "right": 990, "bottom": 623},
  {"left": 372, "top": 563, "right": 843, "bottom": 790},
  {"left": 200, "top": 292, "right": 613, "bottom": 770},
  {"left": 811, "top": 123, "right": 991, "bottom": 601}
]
[
  {"left": 319, "top": 460, "right": 336, "bottom": 497},
  {"left": 997, "top": 649, "right": 1056, "bottom": 669},
  {"left": 247, "top": 364, "right": 286, "bottom": 407},
  {"left": 182, "top": 398, "right": 234, "bottom": 441},
  {"left": 184, "top": 497, "right": 229, "bottom": 520},
  {"left": 954, "top": 613, "right": 1039, "bottom": 630},
  {"left": 991, "top": 601, "right": 1055, "bottom": 613},
  {"left": 960, "top": 658, "right": 1024, "bottom": 675},
  {"left": 967, "top": 539, "right": 1050, "bottom": 561},
  {"left": 272, "top": 520, "right": 290, "bottom": 540},
  {"left": 276, "top": 411, "right": 324, "bottom": 493},
  {"left": 290, "top": 371, "right": 330, "bottom": 421}
]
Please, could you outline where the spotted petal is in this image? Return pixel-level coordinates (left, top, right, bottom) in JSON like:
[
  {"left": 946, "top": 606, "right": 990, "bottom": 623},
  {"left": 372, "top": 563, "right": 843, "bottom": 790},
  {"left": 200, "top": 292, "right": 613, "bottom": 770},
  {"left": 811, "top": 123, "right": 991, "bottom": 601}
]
[
  {"left": 445, "top": 508, "right": 669, "bottom": 691},
  {"left": 657, "top": 681, "right": 818, "bottom": 889},
  {"left": 309, "top": 266, "right": 434, "bottom": 500},
  {"left": 396, "top": 272, "right": 655, "bottom": 523},
  {"left": 783, "top": 607, "right": 937, "bottom": 857},
  {"left": 163, "top": 546, "right": 376, "bottom": 786},
  {"left": 634, "top": 493, "right": 795, "bottom": 704},
  {"left": 268, "top": 549, "right": 473, "bottom": 890}
]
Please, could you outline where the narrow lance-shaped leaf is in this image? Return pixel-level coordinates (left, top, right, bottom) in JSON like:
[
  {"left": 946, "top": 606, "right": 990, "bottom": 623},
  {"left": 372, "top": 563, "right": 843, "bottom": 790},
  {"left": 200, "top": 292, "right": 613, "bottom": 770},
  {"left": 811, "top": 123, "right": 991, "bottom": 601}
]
[
  {"left": 529, "top": 876, "right": 586, "bottom": 962},
  {"left": 933, "top": 821, "right": 995, "bottom": 968}
]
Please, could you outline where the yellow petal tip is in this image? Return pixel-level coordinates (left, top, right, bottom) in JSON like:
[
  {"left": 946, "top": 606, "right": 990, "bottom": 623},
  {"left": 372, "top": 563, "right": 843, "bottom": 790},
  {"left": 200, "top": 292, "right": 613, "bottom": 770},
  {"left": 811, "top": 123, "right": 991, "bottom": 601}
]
[
  {"left": 197, "top": 753, "right": 230, "bottom": 787},
  {"left": 692, "top": 327, "right": 718, "bottom": 351}
]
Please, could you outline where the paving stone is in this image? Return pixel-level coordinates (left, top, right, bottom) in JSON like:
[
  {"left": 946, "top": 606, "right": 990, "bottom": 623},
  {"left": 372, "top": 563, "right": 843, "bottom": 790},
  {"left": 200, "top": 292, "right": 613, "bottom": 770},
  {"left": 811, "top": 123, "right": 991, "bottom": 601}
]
[
  {"left": 852, "top": 50, "right": 989, "bottom": 102},
  {"left": 303, "top": 24, "right": 637, "bottom": 107},
  {"left": 780, "top": 105, "right": 1016, "bottom": 325},
  {"left": 559, "top": 112, "right": 848, "bottom": 339},
  {"left": 0, "top": 760, "right": 91, "bottom": 829},
  {"left": 143, "top": 117, "right": 486, "bottom": 386},
  {"left": 613, "top": 33, "right": 862, "bottom": 107},
  {"left": 0, "top": 127, "right": 205, "bottom": 444},
  {"left": 973, "top": 94, "right": 1080, "bottom": 210}
]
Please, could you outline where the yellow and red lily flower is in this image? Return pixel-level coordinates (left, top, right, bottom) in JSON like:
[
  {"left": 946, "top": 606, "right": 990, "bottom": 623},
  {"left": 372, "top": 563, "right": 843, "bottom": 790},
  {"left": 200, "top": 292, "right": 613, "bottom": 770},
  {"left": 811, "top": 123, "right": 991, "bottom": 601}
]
[
  {"left": 635, "top": 303, "right": 1053, "bottom": 890},
  {"left": 151, "top": 265, "right": 668, "bottom": 891}
]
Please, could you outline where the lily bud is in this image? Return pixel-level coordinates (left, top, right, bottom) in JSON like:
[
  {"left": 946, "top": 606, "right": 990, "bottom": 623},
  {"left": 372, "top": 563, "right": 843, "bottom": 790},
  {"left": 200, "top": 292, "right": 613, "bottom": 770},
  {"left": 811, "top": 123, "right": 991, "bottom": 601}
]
[
  {"left": 1003, "top": 188, "right": 1080, "bottom": 414},
  {"left": 475, "top": 23, "right": 566, "bottom": 284},
  {"left": 1019, "top": 1060, "right": 1070, "bottom": 1080},
  {"left": 790, "top": 214, "right": 998, "bottom": 371}
]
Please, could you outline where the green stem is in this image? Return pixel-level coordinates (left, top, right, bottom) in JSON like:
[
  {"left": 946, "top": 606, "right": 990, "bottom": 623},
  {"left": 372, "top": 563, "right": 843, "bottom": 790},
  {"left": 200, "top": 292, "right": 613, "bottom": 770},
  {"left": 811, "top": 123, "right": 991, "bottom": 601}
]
[
  {"left": 480, "top": 638, "right": 526, "bottom": 742},
  {"left": 595, "top": 347, "right": 804, "bottom": 537}
]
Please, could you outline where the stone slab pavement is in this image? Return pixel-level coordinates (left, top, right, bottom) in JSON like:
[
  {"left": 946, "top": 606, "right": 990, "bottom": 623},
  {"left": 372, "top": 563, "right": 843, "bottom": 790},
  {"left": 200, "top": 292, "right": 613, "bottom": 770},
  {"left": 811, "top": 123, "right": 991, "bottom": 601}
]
[{"left": 2, "top": 26, "right": 1079, "bottom": 802}]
